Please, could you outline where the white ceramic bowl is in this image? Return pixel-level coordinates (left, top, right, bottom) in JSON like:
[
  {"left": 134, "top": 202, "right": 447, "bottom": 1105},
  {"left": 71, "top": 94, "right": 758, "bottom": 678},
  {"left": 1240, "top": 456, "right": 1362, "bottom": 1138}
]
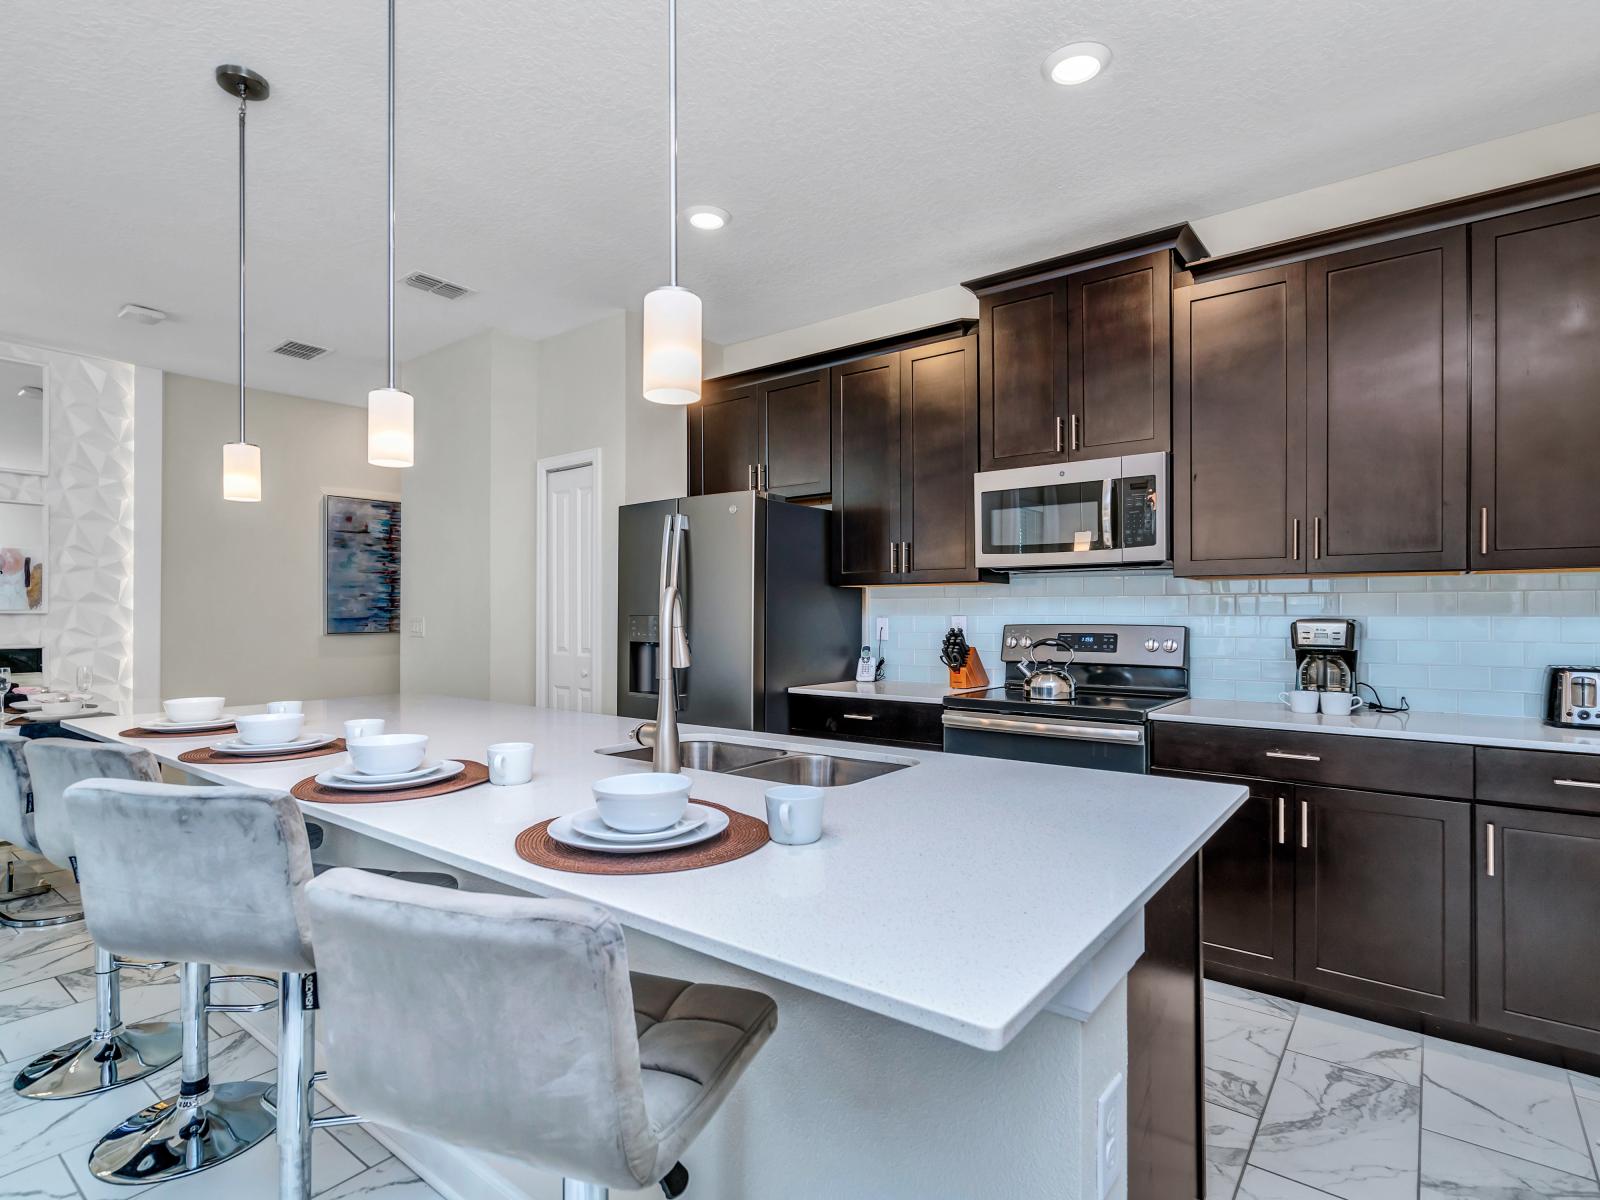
[
  {"left": 164, "top": 696, "right": 226, "bottom": 723},
  {"left": 347, "top": 733, "right": 428, "bottom": 776},
  {"left": 41, "top": 699, "right": 83, "bottom": 718},
  {"left": 234, "top": 711, "right": 305, "bottom": 746},
  {"left": 592, "top": 772, "right": 691, "bottom": 833}
]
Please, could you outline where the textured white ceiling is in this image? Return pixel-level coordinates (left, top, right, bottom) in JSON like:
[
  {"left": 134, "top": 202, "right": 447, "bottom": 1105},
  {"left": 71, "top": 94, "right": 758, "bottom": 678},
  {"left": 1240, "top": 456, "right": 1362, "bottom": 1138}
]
[{"left": 3, "top": 0, "right": 1599, "bottom": 403}]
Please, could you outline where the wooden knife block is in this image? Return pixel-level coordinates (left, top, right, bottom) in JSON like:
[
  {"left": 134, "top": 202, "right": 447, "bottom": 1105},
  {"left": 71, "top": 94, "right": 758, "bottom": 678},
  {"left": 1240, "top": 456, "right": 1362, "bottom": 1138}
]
[{"left": 948, "top": 647, "right": 989, "bottom": 690}]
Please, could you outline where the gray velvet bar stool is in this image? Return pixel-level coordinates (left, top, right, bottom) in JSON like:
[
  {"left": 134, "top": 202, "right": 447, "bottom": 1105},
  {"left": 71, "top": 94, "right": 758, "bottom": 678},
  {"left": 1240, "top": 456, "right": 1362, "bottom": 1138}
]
[
  {"left": 0, "top": 739, "right": 80, "bottom": 927},
  {"left": 11, "top": 740, "right": 184, "bottom": 1100},
  {"left": 305, "top": 869, "right": 780, "bottom": 1200}
]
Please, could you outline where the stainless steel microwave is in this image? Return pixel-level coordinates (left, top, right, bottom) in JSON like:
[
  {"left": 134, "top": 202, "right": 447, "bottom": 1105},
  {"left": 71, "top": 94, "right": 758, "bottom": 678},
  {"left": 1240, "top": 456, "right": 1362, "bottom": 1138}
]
[{"left": 973, "top": 452, "right": 1169, "bottom": 570}]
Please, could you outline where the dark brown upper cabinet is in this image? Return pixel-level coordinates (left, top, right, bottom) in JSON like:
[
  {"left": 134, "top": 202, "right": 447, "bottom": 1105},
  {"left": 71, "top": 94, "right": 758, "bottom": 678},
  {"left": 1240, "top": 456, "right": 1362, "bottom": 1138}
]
[
  {"left": 760, "top": 369, "right": 830, "bottom": 499},
  {"left": 1174, "top": 264, "right": 1308, "bottom": 576},
  {"left": 688, "top": 379, "right": 760, "bottom": 495},
  {"left": 830, "top": 335, "right": 982, "bottom": 586},
  {"left": 1471, "top": 193, "right": 1600, "bottom": 570},
  {"left": 976, "top": 278, "right": 1069, "bottom": 469},
  {"left": 1306, "top": 228, "right": 1469, "bottom": 574},
  {"left": 1067, "top": 251, "right": 1173, "bottom": 459}
]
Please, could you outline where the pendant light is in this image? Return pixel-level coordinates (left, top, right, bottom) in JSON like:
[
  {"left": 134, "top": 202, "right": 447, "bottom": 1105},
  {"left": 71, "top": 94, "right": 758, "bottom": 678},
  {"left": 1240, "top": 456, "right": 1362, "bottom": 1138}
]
[
  {"left": 216, "top": 65, "right": 269, "bottom": 502},
  {"left": 641, "top": 0, "right": 702, "bottom": 406},
  {"left": 368, "top": 0, "right": 415, "bottom": 467}
]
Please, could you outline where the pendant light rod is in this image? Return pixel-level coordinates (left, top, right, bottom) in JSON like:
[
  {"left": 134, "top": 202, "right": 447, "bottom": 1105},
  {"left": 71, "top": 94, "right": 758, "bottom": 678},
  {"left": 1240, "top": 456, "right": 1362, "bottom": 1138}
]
[
  {"left": 387, "top": 0, "right": 397, "bottom": 389},
  {"left": 236, "top": 84, "right": 247, "bottom": 443},
  {"left": 667, "top": 0, "right": 678, "bottom": 287}
]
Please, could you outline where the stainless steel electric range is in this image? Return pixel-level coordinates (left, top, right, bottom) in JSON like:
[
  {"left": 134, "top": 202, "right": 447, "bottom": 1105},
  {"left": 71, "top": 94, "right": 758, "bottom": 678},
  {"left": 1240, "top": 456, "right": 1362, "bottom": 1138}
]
[{"left": 941, "top": 624, "right": 1189, "bottom": 773}]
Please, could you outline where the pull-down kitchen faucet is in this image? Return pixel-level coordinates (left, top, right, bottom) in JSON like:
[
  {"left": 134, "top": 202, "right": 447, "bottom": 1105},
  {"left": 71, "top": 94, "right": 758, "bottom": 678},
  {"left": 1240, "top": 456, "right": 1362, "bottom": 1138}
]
[{"left": 654, "top": 513, "right": 690, "bottom": 772}]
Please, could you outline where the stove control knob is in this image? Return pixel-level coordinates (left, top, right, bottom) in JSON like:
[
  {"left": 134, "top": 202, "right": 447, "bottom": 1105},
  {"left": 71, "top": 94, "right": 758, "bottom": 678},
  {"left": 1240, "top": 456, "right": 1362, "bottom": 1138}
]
[
  {"left": 1143, "top": 638, "right": 1159, "bottom": 652},
  {"left": 1162, "top": 639, "right": 1179, "bottom": 653},
  {"left": 1004, "top": 636, "right": 1018, "bottom": 648},
  {"left": 1018, "top": 636, "right": 1032, "bottom": 648}
]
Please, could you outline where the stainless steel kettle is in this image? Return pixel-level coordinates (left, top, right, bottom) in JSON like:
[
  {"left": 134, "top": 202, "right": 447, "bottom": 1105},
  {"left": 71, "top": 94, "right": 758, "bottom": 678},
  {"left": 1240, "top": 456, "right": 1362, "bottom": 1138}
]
[{"left": 1019, "top": 638, "right": 1076, "bottom": 701}]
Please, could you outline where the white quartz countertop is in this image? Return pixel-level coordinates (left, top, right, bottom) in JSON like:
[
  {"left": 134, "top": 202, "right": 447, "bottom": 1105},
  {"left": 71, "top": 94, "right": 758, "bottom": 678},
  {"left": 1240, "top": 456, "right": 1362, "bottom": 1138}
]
[
  {"left": 1153, "top": 698, "right": 1600, "bottom": 755},
  {"left": 66, "top": 695, "right": 1243, "bottom": 1050},
  {"left": 788, "top": 680, "right": 985, "bottom": 705}
]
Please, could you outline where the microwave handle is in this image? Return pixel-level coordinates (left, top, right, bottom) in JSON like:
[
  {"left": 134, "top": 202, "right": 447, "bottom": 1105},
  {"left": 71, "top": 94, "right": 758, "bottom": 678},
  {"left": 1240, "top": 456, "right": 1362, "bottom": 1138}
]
[{"left": 1103, "top": 477, "right": 1116, "bottom": 550}]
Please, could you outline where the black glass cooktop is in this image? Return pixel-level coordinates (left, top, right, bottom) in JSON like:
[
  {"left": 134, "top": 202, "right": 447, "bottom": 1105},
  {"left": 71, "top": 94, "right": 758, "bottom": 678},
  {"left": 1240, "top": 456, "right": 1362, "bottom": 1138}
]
[{"left": 943, "top": 686, "right": 1181, "bottom": 724}]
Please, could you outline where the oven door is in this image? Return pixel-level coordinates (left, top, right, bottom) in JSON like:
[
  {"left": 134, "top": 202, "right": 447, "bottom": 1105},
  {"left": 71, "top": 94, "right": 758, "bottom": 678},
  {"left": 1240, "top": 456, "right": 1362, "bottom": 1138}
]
[
  {"left": 941, "top": 710, "right": 1149, "bottom": 773},
  {"left": 973, "top": 459, "right": 1124, "bottom": 569}
]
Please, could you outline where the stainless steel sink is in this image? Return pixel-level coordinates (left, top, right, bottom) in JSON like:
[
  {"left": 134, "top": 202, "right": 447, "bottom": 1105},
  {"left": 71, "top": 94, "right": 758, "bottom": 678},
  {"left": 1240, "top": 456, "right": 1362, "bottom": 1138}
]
[
  {"left": 727, "top": 753, "right": 911, "bottom": 787},
  {"left": 599, "top": 740, "right": 789, "bottom": 772}
]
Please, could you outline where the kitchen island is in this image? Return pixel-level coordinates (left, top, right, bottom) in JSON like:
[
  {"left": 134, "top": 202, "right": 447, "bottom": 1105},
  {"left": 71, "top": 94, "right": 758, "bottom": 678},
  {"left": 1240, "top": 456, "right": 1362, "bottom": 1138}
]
[{"left": 66, "top": 695, "right": 1244, "bottom": 1200}]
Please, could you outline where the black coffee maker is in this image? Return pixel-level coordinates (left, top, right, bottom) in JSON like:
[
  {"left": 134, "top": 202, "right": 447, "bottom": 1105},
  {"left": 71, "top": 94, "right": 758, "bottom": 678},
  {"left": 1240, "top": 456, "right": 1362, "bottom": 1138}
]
[{"left": 1291, "top": 618, "right": 1359, "bottom": 692}]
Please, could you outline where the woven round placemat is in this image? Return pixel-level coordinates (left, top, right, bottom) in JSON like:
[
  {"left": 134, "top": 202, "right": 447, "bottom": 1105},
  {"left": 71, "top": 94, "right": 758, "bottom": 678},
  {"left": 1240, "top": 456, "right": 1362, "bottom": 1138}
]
[
  {"left": 121, "top": 724, "right": 238, "bottom": 739},
  {"left": 514, "top": 801, "right": 768, "bottom": 875},
  {"left": 290, "top": 760, "right": 488, "bottom": 805},
  {"left": 179, "top": 738, "right": 347, "bottom": 766}
]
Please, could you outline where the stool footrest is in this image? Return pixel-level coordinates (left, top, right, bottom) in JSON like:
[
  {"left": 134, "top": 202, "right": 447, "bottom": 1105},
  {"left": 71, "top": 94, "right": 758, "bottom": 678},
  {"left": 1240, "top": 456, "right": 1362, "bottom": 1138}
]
[
  {"left": 204, "top": 974, "right": 279, "bottom": 1014},
  {"left": 660, "top": 1161, "right": 689, "bottom": 1198}
]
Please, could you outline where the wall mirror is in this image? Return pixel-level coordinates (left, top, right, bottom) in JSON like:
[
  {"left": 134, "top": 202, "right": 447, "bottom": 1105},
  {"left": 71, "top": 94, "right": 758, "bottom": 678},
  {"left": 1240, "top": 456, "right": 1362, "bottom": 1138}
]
[{"left": 0, "top": 359, "right": 47, "bottom": 476}]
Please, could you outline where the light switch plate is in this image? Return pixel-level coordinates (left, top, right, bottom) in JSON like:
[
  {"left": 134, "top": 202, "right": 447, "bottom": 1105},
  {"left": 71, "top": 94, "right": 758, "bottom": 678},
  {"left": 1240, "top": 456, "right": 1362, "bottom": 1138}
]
[
  {"left": 950, "top": 614, "right": 968, "bottom": 635},
  {"left": 408, "top": 618, "right": 426, "bottom": 638},
  {"left": 1097, "top": 1071, "right": 1125, "bottom": 1198},
  {"left": 874, "top": 617, "right": 889, "bottom": 643}
]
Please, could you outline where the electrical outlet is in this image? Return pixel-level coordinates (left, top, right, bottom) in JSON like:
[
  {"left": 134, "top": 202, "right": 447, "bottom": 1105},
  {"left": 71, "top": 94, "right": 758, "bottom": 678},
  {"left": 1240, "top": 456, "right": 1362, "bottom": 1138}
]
[
  {"left": 949, "top": 614, "right": 968, "bottom": 635},
  {"left": 1096, "top": 1072, "right": 1125, "bottom": 1199},
  {"left": 408, "top": 617, "right": 426, "bottom": 638},
  {"left": 875, "top": 617, "right": 889, "bottom": 643}
]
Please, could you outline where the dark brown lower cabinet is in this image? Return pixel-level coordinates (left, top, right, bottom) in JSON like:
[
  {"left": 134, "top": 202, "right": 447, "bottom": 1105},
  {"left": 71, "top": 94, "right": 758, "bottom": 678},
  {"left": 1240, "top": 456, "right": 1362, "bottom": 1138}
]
[
  {"left": 1478, "top": 805, "right": 1600, "bottom": 1056},
  {"left": 1202, "top": 780, "right": 1296, "bottom": 981},
  {"left": 1295, "top": 786, "right": 1472, "bottom": 1020}
]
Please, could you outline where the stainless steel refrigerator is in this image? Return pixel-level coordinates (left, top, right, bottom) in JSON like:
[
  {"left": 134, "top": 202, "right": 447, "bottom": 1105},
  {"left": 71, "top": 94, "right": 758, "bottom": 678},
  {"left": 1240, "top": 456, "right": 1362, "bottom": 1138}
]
[{"left": 618, "top": 492, "right": 861, "bottom": 732}]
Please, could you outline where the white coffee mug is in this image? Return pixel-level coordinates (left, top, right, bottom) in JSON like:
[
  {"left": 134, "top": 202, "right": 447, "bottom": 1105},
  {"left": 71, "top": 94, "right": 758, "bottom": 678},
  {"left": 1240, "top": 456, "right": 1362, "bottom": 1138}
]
[
  {"left": 765, "top": 785, "right": 824, "bottom": 846},
  {"left": 343, "top": 718, "right": 385, "bottom": 742},
  {"left": 1279, "top": 690, "right": 1321, "bottom": 714},
  {"left": 1319, "top": 692, "right": 1366, "bottom": 716},
  {"left": 268, "top": 700, "right": 303, "bottom": 714},
  {"left": 488, "top": 741, "right": 535, "bottom": 786}
]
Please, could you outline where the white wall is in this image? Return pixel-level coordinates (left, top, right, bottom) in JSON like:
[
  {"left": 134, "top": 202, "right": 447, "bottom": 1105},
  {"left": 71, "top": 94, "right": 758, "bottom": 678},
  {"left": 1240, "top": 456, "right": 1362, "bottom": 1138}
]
[
  {"left": 0, "top": 336, "right": 139, "bottom": 710},
  {"left": 161, "top": 373, "right": 402, "bottom": 705},
  {"left": 488, "top": 330, "right": 540, "bottom": 704}
]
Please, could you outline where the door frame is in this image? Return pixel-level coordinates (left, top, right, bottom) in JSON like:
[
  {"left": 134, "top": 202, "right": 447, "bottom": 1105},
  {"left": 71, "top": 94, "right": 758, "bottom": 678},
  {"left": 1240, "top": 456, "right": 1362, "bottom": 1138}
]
[{"left": 534, "top": 447, "right": 603, "bottom": 710}]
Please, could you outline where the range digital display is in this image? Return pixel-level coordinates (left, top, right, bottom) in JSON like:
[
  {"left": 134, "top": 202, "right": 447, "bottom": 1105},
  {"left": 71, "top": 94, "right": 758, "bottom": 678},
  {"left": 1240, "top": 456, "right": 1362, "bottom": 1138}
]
[{"left": 1062, "top": 632, "right": 1117, "bottom": 654}]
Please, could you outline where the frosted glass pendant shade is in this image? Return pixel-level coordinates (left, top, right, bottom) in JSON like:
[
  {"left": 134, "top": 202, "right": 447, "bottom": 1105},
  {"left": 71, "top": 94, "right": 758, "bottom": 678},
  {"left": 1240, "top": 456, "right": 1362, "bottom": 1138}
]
[
  {"left": 642, "top": 285, "right": 702, "bottom": 405},
  {"left": 368, "top": 387, "right": 415, "bottom": 467},
  {"left": 222, "top": 441, "right": 262, "bottom": 503}
]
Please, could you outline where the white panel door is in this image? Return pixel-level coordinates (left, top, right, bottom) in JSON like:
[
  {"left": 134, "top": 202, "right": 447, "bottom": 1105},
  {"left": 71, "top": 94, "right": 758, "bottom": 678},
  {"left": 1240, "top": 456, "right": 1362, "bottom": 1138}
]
[{"left": 543, "top": 462, "right": 596, "bottom": 711}]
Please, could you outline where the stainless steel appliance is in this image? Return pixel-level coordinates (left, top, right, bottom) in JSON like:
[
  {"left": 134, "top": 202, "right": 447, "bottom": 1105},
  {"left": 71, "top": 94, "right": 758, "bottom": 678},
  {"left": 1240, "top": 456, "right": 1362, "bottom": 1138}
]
[
  {"left": 1291, "top": 618, "right": 1359, "bottom": 692},
  {"left": 618, "top": 493, "right": 861, "bottom": 734},
  {"left": 941, "top": 624, "right": 1189, "bottom": 773},
  {"left": 1548, "top": 666, "right": 1600, "bottom": 728},
  {"left": 973, "top": 452, "right": 1168, "bottom": 571}
]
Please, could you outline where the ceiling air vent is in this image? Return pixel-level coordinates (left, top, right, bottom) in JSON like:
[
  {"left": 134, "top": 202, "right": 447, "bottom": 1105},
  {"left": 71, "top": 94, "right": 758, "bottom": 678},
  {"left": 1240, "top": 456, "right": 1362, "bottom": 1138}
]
[
  {"left": 272, "top": 339, "right": 329, "bottom": 361},
  {"left": 403, "top": 271, "right": 473, "bottom": 300}
]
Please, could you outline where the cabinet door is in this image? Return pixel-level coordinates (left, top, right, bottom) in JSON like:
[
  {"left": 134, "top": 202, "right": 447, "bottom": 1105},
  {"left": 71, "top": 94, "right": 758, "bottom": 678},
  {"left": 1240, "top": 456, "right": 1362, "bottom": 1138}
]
[
  {"left": 1294, "top": 786, "right": 1471, "bottom": 1020},
  {"left": 1307, "top": 228, "right": 1469, "bottom": 573},
  {"left": 831, "top": 354, "right": 902, "bottom": 584},
  {"left": 761, "top": 369, "right": 830, "bottom": 498},
  {"left": 1478, "top": 805, "right": 1600, "bottom": 1056},
  {"left": 692, "top": 381, "right": 761, "bottom": 495},
  {"left": 1471, "top": 194, "right": 1600, "bottom": 569},
  {"left": 1067, "top": 251, "right": 1172, "bottom": 459},
  {"left": 1174, "top": 265, "right": 1308, "bottom": 576},
  {"left": 899, "top": 336, "right": 979, "bottom": 582},
  {"left": 1202, "top": 780, "right": 1297, "bottom": 980},
  {"left": 978, "top": 279, "right": 1070, "bottom": 470}
]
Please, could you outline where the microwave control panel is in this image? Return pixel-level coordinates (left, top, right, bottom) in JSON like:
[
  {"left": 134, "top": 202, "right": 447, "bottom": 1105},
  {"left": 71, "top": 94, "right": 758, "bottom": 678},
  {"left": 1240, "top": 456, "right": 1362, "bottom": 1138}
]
[{"left": 1119, "top": 476, "right": 1160, "bottom": 549}]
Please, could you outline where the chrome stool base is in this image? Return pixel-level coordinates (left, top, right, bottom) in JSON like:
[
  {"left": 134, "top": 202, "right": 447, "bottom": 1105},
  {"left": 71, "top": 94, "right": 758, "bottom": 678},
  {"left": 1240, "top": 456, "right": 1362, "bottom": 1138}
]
[
  {"left": 13, "top": 1021, "right": 182, "bottom": 1099},
  {"left": 0, "top": 883, "right": 83, "bottom": 929},
  {"left": 88, "top": 1081, "right": 274, "bottom": 1185}
]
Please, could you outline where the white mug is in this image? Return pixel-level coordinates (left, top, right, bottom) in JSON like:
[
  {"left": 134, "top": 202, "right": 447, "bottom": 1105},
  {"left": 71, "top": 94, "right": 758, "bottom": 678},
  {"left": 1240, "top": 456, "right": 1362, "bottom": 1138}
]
[
  {"left": 343, "top": 718, "right": 385, "bottom": 742},
  {"left": 268, "top": 700, "right": 303, "bottom": 714},
  {"left": 1319, "top": 692, "right": 1366, "bottom": 716},
  {"left": 1279, "top": 690, "right": 1321, "bottom": 714},
  {"left": 765, "top": 785, "right": 824, "bottom": 846},
  {"left": 488, "top": 741, "right": 535, "bottom": 786}
]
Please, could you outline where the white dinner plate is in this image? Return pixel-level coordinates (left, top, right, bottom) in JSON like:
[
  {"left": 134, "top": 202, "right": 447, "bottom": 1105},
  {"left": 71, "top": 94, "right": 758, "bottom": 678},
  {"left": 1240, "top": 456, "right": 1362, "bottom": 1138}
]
[
  {"left": 570, "top": 807, "right": 709, "bottom": 843},
  {"left": 548, "top": 805, "right": 728, "bottom": 855},
  {"left": 312, "top": 760, "right": 465, "bottom": 793},
  {"left": 144, "top": 715, "right": 238, "bottom": 732},
  {"left": 22, "top": 706, "right": 108, "bottom": 721},
  {"left": 211, "top": 734, "right": 338, "bottom": 756},
  {"left": 10, "top": 701, "right": 41, "bottom": 712},
  {"left": 326, "top": 759, "right": 447, "bottom": 785}
]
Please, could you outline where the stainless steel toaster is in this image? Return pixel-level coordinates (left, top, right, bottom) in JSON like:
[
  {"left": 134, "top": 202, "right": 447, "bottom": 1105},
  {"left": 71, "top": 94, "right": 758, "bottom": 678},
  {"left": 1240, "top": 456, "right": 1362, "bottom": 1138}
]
[{"left": 1548, "top": 666, "right": 1600, "bottom": 728}]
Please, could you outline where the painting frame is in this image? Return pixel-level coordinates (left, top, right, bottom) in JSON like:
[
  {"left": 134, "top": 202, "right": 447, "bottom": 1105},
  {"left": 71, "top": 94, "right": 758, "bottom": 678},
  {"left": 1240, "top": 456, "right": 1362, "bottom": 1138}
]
[
  {"left": 0, "top": 499, "right": 48, "bottom": 614},
  {"left": 323, "top": 493, "right": 401, "bottom": 636}
]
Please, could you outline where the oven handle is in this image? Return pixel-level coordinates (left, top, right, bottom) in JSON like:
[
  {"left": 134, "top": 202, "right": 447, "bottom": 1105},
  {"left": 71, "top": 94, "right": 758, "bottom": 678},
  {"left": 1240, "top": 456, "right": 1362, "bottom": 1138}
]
[{"left": 941, "top": 710, "right": 1145, "bottom": 746}]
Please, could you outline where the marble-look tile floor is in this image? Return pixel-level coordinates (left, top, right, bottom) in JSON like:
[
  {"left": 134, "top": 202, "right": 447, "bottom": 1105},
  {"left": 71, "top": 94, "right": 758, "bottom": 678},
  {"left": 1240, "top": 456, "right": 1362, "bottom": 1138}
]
[
  {"left": 1205, "top": 977, "right": 1600, "bottom": 1200},
  {"left": 0, "top": 849, "right": 444, "bottom": 1199}
]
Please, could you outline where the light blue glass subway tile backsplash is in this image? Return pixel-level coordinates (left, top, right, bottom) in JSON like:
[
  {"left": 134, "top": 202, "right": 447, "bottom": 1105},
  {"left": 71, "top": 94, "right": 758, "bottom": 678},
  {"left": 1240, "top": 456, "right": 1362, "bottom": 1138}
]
[{"left": 864, "top": 571, "right": 1600, "bottom": 717}]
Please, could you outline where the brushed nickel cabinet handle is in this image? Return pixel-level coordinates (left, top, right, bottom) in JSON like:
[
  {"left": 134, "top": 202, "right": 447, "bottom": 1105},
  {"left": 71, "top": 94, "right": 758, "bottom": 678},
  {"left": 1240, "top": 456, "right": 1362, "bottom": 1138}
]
[
  {"left": 1313, "top": 516, "right": 1322, "bottom": 560},
  {"left": 1300, "top": 799, "right": 1309, "bottom": 849},
  {"left": 747, "top": 464, "right": 755, "bottom": 490},
  {"left": 1487, "top": 823, "right": 1495, "bottom": 877},
  {"left": 901, "top": 541, "right": 912, "bottom": 572},
  {"left": 1071, "top": 413, "right": 1081, "bottom": 452},
  {"left": 1292, "top": 517, "right": 1301, "bottom": 561},
  {"left": 841, "top": 713, "right": 875, "bottom": 722},
  {"left": 760, "top": 463, "right": 769, "bottom": 490},
  {"left": 1555, "top": 778, "right": 1600, "bottom": 790},
  {"left": 1480, "top": 506, "right": 1489, "bottom": 555},
  {"left": 1054, "top": 416, "right": 1065, "bottom": 454},
  {"left": 1277, "top": 796, "right": 1286, "bottom": 845},
  {"left": 1267, "top": 750, "right": 1322, "bottom": 762},
  {"left": 889, "top": 542, "right": 899, "bottom": 574}
]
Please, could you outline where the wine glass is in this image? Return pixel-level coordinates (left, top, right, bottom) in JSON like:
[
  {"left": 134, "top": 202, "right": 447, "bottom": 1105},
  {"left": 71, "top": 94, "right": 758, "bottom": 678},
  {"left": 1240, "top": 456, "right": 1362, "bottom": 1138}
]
[{"left": 75, "top": 665, "right": 93, "bottom": 698}]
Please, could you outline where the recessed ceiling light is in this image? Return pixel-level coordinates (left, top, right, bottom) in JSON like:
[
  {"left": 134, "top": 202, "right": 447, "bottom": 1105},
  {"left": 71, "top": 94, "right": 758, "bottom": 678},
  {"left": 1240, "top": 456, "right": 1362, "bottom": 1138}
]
[
  {"left": 1042, "top": 41, "right": 1111, "bottom": 86},
  {"left": 684, "top": 205, "right": 731, "bottom": 231}
]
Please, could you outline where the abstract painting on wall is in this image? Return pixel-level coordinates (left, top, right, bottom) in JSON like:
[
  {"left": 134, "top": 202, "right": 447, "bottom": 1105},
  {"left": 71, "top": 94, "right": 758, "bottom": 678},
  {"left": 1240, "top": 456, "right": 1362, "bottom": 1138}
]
[
  {"left": 0, "top": 500, "right": 46, "bottom": 613},
  {"left": 324, "top": 495, "right": 400, "bottom": 635}
]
